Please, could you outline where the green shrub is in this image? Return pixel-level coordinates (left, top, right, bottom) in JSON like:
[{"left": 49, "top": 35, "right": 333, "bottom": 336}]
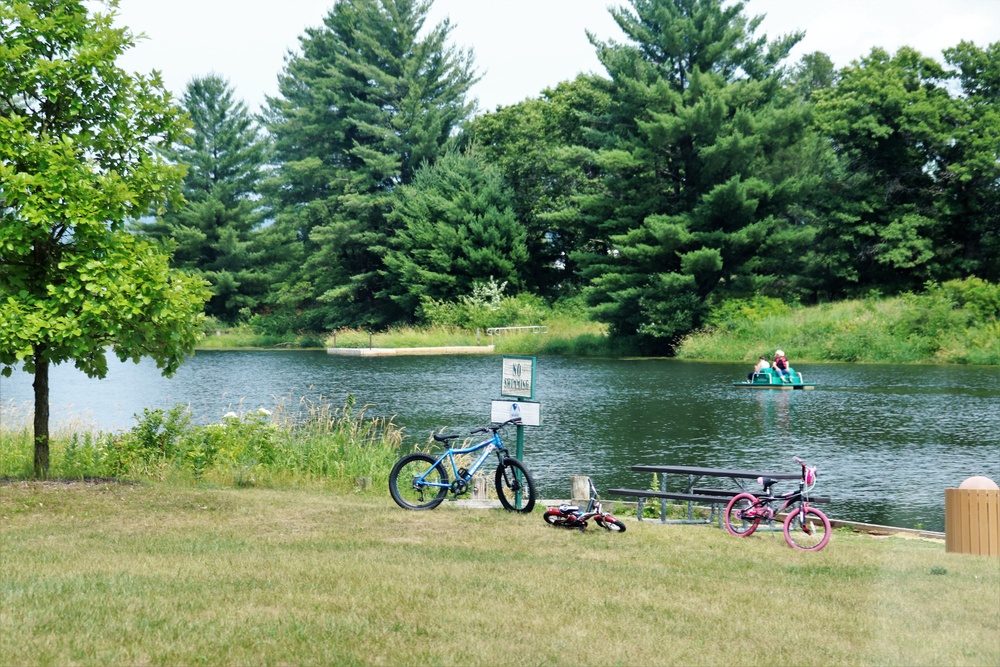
[
  {"left": 201, "top": 315, "right": 224, "bottom": 335},
  {"left": 179, "top": 409, "right": 279, "bottom": 483},
  {"left": 419, "top": 278, "right": 549, "bottom": 330},
  {"left": 929, "top": 277, "right": 1000, "bottom": 322},
  {"left": 703, "top": 296, "right": 791, "bottom": 331}
]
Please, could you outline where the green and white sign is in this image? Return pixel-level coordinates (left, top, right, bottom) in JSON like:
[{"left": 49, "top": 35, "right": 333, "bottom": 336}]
[{"left": 501, "top": 355, "right": 535, "bottom": 399}]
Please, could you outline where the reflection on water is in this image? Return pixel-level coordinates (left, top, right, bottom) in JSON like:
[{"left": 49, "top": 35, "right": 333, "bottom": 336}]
[{"left": 2, "top": 351, "right": 998, "bottom": 532}]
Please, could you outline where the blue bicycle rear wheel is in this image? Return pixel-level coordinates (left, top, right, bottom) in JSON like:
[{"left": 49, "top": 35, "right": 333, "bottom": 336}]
[{"left": 389, "top": 453, "right": 449, "bottom": 510}]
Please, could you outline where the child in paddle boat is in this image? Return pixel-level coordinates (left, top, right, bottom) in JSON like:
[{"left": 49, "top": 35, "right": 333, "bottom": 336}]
[
  {"left": 773, "top": 349, "right": 790, "bottom": 380},
  {"left": 748, "top": 356, "right": 770, "bottom": 382}
]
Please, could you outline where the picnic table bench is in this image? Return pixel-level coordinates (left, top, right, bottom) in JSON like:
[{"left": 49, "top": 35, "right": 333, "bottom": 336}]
[{"left": 608, "top": 464, "right": 830, "bottom": 525}]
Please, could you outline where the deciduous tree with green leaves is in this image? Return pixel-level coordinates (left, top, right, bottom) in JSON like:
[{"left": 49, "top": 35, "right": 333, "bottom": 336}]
[
  {"left": 0, "top": 0, "right": 210, "bottom": 476},
  {"left": 940, "top": 40, "right": 1000, "bottom": 283},
  {"left": 810, "top": 46, "right": 956, "bottom": 294},
  {"left": 467, "top": 76, "right": 611, "bottom": 296}
]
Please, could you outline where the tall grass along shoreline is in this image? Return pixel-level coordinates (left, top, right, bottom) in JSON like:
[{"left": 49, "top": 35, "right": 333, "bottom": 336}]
[
  {"left": 0, "top": 394, "right": 400, "bottom": 489},
  {"left": 676, "top": 281, "right": 999, "bottom": 365}
]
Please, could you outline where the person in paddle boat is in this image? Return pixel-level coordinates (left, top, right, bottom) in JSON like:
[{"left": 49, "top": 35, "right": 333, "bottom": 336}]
[
  {"left": 773, "top": 349, "right": 790, "bottom": 380},
  {"left": 747, "top": 356, "right": 770, "bottom": 382}
]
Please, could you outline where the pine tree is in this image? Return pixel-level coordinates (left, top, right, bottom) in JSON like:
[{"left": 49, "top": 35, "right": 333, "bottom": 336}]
[
  {"left": 382, "top": 151, "right": 529, "bottom": 316},
  {"left": 566, "top": 0, "right": 815, "bottom": 351},
  {"left": 141, "top": 74, "right": 268, "bottom": 321},
  {"left": 262, "top": 0, "right": 476, "bottom": 330}
]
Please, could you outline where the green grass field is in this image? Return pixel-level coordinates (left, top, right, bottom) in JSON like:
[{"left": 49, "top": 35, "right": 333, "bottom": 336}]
[{"left": 2, "top": 482, "right": 997, "bottom": 666}]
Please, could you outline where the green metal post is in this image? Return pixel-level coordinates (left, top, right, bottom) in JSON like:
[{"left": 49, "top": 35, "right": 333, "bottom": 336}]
[{"left": 515, "top": 400, "right": 524, "bottom": 509}]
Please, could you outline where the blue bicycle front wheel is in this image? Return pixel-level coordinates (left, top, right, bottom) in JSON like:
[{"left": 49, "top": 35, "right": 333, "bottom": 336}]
[{"left": 495, "top": 458, "right": 536, "bottom": 513}]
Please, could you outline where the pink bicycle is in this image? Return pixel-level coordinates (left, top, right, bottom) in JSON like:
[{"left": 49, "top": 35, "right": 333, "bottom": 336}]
[{"left": 723, "top": 457, "right": 831, "bottom": 551}]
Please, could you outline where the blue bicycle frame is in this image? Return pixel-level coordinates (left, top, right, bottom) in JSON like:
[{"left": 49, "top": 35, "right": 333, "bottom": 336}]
[{"left": 416, "top": 429, "right": 505, "bottom": 491}]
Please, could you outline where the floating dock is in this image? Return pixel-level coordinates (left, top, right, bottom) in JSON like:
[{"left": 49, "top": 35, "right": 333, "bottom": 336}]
[{"left": 327, "top": 345, "right": 495, "bottom": 357}]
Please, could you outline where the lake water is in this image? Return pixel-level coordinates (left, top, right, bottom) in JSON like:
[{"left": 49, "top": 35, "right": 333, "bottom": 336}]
[{"left": 2, "top": 350, "right": 998, "bottom": 532}]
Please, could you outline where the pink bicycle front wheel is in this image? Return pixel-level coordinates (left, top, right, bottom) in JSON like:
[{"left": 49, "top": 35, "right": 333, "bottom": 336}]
[{"left": 783, "top": 507, "right": 831, "bottom": 551}]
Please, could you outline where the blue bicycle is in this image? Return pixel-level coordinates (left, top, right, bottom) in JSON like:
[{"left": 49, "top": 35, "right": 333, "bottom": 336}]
[{"left": 388, "top": 418, "right": 537, "bottom": 513}]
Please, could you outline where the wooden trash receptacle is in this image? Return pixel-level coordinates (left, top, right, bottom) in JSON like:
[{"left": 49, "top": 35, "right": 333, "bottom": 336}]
[{"left": 945, "top": 486, "right": 999, "bottom": 557}]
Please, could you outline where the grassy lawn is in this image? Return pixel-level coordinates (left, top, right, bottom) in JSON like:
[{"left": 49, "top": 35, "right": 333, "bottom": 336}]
[{"left": 2, "top": 482, "right": 997, "bottom": 667}]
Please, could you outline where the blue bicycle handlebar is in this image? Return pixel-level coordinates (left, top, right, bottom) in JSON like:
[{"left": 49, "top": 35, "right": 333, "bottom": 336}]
[{"left": 469, "top": 418, "right": 521, "bottom": 435}]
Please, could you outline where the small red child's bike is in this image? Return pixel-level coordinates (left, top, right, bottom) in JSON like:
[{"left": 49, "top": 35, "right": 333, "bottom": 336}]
[{"left": 543, "top": 477, "right": 626, "bottom": 532}]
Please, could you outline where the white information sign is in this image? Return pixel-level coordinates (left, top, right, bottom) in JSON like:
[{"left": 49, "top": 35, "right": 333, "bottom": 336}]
[
  {"left": 491, "top": 400, "right": 541, "bottom": 427},
  {"left": 501, "top": 355, "right": 535, "bottom": 399}
]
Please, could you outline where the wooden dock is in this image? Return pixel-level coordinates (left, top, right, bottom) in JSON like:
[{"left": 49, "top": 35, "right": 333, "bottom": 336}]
[{"left": 327, "top": 345, "right": 495, "bottom": 357}]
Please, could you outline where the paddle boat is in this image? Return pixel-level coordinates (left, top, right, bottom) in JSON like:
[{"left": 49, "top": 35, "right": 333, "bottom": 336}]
[{"left": 734, "top": 367, "right": 815, "bottom": 390}]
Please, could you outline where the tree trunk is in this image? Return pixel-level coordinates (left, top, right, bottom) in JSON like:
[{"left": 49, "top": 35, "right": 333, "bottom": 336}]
[{"left": 32, "top": 345, "right": 49, "bottom": 478}]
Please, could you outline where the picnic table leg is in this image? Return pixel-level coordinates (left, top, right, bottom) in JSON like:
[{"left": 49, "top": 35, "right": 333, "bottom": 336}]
[
  {"left": 686, "top": 474, "right": 696, "bottom": 522},
  {"left": 660, "top": 474, "right": 668, "bottom": 522}
]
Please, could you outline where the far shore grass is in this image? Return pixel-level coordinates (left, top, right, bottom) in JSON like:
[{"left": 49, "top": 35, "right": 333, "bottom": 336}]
[
  {"left": 197, "top": 294, "right": 998, "bottom": 365},
  {"left": 198, "top": 317, "right": 619, "bottom": 358},
  {"left": 675, "top": 295, "right": 999, "bottom": 366},
  {"left": 2, "top": 482, "right": 997, "bottom": 667}
]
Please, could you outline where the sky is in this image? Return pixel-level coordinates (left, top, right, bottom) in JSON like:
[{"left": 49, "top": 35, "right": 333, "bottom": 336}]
[{"left": 110, "top": 0, "right": 1000, "bottom": 115}]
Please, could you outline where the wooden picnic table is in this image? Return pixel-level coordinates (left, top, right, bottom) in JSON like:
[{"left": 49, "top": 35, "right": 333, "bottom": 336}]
[
  {"left": 609, "top": 465, "right": 803, "bottom": 524},
  {"left": 633, "top": 464, "right": 800, "bottom": 488}
]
